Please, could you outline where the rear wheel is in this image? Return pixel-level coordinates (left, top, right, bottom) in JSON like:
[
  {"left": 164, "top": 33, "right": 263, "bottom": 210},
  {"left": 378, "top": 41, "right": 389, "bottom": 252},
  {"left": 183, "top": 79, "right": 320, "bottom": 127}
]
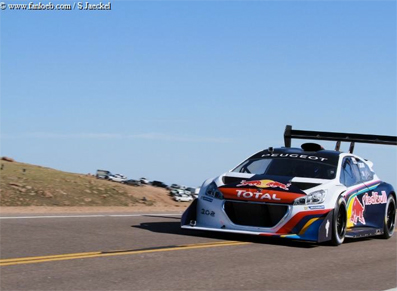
[
  {"left": 331, "top": 197, "right": 347, "bottom": 246},
  {"left": 380, "top": 195, "right": 396, "bottom": 239}
]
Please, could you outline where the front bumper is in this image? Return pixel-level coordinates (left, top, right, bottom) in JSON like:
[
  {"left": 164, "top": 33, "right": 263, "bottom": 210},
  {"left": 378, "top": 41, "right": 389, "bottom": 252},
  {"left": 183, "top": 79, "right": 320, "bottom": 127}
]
[{"left": 181, "top": 198, "right": 334, "bottom": 243}]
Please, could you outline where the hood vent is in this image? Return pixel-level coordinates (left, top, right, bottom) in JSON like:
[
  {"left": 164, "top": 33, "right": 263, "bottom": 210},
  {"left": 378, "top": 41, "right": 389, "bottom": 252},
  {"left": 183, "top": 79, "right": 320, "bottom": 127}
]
[
  {"left": 290, "top": 182, "right": 321, "bottom": 191},
  {"left": 222, "top": 176, "right": 246, "bottom": 185}
]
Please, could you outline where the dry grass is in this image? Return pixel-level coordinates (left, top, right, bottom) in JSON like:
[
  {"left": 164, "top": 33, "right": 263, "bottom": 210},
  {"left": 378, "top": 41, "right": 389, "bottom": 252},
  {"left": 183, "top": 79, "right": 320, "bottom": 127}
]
[{"left": 0, "top": 160, "right": 186, "bottom": 209}]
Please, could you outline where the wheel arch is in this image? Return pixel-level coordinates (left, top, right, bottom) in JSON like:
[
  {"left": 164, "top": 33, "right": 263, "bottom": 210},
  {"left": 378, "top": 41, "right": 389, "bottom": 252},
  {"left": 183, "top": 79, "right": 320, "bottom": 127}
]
[
  {"left": 329, "top": 194, "right": 347, "bottom": 246},
  {"left": 389, "top": 191, "right": 396, "bottom": 206}
]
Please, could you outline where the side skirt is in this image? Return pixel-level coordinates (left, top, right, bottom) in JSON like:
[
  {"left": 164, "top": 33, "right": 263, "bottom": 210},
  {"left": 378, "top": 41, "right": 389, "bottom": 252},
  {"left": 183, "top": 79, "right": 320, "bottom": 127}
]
[{"left": 346, "top": 227, "right": 383, "bottom": 238}]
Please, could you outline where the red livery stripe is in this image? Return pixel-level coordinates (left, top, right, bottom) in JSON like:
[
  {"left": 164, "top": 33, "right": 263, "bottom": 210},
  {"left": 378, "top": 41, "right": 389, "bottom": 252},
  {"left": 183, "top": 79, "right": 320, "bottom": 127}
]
[{"left": 276, "top": 209, "right": 331, "bottom": 234}]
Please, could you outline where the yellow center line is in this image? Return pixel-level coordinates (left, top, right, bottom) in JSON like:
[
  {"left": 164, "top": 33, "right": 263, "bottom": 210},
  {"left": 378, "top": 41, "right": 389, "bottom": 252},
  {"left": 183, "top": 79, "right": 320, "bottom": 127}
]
[
  {"left": 0, "top": 241, "right": 251, "bottom": 267},
  {"left": 0, "top": 252, "right": 102, "bottom": 263}
]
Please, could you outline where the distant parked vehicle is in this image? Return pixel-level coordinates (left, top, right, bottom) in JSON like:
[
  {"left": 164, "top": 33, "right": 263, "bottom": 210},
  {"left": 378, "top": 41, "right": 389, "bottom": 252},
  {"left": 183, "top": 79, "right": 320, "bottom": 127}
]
[
  {"left": 174, "top": 194, "right": 193, "bottom": 202},
  {"left": 192, "top": 187, "right": 200, "bottom": 198},
  {"left": 123, "top": 179, "right": 141, "bottom": 186},
  {"left": 170, "top": 189, "right": 185, "bottom": 196},
  {"left": 151, "top": 181, "right": 168, "bottom": 188},
  {"left": 168, "top": 184, "right": 181, "bottom": 190},
  {"left": 183, "top": 187, "right": 198, "bottom": 198},
  {"left": 186, "top": 187, "right": 197, "bottom": 194},
  {"left": 108, "top": 174, "right": 128, "bottom": 182},
  {"left": 140, "top": 177, "right": 149, "bottom": 184},
  {"left": 96, "top": 169, "right": 111, "bottom": 179}
]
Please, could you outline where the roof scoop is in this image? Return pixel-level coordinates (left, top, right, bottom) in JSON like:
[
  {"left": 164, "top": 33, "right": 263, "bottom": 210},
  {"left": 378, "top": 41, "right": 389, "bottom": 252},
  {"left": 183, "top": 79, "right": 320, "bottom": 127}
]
[{"left": 301, "top": 143, "right": 324, "bottom": 152}]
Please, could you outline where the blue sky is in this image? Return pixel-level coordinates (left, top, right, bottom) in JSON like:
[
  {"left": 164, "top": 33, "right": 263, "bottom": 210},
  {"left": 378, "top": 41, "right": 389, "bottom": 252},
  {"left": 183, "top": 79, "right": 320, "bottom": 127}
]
[{"left": 1, "top": 1, "right": 396, "bottom": 187}]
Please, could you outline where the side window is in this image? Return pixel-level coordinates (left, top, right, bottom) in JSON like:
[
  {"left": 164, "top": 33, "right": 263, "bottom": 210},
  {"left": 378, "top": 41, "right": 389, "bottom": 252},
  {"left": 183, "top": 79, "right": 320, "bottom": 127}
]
[
  {"left": 350, "top": 158, "right": 362, "bottom": 182},
  {"left": 340, "top": 157, "right": 361, "bottom": 187},
  {"left": 356, "top": 158, "right": 374, "bottom": 182}
]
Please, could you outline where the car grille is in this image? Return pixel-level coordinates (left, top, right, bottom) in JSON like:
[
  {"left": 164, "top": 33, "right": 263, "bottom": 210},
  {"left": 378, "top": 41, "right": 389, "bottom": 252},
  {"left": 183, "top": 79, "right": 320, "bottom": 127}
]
[{"left": 224, "top": 201, "right": 288, "bottom": 228}]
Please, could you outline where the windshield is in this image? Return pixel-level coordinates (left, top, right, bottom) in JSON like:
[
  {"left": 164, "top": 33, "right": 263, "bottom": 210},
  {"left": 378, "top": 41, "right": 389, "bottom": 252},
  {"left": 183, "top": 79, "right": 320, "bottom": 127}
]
[{"left": 232, "top": 158, "right": 337, "bottom": 179}]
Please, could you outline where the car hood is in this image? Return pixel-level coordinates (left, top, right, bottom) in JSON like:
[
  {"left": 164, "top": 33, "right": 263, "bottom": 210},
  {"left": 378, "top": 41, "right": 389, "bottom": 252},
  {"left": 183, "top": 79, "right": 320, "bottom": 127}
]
[{"left": 217, "top": 174, "right": 314, "bottom": 204}]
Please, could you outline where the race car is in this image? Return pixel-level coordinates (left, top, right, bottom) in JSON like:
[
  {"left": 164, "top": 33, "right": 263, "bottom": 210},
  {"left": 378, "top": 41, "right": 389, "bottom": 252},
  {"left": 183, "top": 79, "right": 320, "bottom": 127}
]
[{"left": 181, "top": 125, "right": 397, "bottom": 245}]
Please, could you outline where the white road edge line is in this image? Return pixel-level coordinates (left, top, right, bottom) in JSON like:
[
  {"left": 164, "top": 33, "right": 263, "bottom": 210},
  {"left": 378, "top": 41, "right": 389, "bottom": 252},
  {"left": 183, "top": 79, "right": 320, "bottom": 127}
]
[
  {"left": 383, "top": 288, "right": 397, "bottom": 291},
  {"left": 0, "top": 213, "right": 182, "bottom": 219}
]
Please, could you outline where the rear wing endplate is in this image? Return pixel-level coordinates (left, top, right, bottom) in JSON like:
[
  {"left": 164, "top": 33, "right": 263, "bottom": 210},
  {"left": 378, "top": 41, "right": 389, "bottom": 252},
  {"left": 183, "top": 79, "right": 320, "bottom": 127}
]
[{"left": 284, "top": 125, "right": 397, "bottom": 153}]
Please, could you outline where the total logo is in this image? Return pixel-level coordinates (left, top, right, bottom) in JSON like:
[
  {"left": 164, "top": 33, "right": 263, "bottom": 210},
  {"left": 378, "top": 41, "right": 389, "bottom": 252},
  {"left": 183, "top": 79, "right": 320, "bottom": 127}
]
[
  {"left": 236, "top": 190, "right": 281, "bottom": 201},
  {"left": 237, "top": 179, "right": 291, "bottom": 190}
]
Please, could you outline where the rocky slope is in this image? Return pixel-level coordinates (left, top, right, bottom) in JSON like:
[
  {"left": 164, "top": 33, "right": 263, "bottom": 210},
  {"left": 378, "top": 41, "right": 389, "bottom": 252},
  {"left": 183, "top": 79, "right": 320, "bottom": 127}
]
[{"left": 0, "top": 158, "right": 187, "bottom": 209}]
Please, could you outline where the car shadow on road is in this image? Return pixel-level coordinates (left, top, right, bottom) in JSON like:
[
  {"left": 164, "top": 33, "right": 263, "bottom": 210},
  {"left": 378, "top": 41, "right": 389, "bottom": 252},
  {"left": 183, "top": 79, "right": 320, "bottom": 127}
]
[
  {"left": 142, "top": 215, "right": 182, "bottom": 220},
  {"left": 133, "top": 221, "right": 320, "bottom": 249}
]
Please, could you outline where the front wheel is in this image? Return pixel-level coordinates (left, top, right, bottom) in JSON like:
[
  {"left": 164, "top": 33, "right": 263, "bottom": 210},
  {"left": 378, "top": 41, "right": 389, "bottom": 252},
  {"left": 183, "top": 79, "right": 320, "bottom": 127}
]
[
  {"left": 330, "top": 197, "right": 347, "bottom": 246},
  {"left": 380, "top": 195, "right": 396, "bottom": 239}
]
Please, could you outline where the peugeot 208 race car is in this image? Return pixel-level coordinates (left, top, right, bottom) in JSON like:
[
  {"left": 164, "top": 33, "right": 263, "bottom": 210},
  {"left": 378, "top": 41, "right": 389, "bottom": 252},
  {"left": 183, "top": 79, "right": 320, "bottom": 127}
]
[{"left": 181, "top": 126, "right": 397, "bottom": 245}]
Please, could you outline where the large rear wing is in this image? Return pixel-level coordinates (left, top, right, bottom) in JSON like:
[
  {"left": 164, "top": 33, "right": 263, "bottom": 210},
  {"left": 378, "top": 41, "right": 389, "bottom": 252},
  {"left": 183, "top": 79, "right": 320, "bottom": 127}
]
[{"left": 284, "top": 125, "right": 397, "bottom": 153}]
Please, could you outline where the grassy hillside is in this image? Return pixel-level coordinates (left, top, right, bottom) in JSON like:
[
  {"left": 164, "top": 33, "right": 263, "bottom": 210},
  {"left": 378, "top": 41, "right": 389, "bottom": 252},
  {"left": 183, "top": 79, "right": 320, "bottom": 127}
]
[{"left": 0, "top": 160, "right": 180, "bottom": 207}]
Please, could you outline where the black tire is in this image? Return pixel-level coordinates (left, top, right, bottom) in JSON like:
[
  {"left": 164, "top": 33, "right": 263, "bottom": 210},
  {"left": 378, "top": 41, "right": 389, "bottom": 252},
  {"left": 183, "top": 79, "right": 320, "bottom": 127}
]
[
  {"left": 380, "top": 195, "right": 396, "bottom": 239},
  {"left": 330, "top": 197, "right": 347, "bottom": 246}
]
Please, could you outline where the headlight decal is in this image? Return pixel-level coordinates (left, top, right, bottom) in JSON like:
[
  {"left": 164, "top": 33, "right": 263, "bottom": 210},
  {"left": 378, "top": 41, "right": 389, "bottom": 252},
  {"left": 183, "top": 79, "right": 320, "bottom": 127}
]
[{"left": 205, "top": 182, "right": 224, "bottom": 200}]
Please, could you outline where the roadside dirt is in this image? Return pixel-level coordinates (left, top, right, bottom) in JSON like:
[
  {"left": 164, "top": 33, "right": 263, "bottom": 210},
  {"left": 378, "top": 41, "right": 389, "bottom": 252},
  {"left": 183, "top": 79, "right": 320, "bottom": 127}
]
[
  {"left": 0, "top": 159, "right": 193, "bottom": 212},
  {"left": 0, "top": 205, "right": 188, "bottom": 214}
]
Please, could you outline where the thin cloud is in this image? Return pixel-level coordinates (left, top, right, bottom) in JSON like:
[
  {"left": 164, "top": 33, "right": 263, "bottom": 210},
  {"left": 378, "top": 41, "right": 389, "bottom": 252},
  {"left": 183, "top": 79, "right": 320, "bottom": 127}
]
[
  {"left": 130, "top": 133, "right": 232, "bottom": 143},
  {"left": 1, "top": 132, "right": 232, "bottom": 143}
]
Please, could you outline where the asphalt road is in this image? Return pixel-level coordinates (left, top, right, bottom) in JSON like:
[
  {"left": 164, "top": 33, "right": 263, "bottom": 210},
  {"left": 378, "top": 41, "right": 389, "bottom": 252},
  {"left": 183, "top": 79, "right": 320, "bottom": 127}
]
[{"left": 0, "top": 212, "right": 396, "bottom": 291}]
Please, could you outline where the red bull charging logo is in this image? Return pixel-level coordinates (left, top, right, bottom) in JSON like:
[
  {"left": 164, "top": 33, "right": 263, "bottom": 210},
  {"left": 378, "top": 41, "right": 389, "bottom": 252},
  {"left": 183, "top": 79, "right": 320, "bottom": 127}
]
[
  {"left": 351, "top": 197, "right": 365, "bottom": 225},
  {"left": 237, "top": 179, "right": 291, "bottom": 190}
]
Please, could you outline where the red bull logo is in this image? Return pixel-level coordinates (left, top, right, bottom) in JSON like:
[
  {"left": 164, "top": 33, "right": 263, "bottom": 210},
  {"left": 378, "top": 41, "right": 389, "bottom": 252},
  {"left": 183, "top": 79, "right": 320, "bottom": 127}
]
[
  {"left": 351, "top": 197, "right": 365, "bottom": 225},
  {"left": 237, "top": 179, "right": 290, "bottom": 190},
  {"left": 362, "top": 191, "right": 387, "bottom": 205}
]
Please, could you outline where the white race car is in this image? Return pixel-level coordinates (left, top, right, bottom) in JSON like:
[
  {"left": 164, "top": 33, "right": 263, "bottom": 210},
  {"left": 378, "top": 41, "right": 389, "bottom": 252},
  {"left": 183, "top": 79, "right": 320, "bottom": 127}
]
[{"left": 181, "top": 126, "right": 397, "bottom": 245}]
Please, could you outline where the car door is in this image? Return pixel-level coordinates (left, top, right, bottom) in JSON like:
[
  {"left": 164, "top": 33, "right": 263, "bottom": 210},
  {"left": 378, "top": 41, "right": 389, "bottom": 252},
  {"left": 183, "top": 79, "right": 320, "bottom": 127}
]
[
  {"left": 356, "top": 158, "right": 386, "bottom": 228},
  {"left": 340, "top": 157, "right": 368, "bottom": 229}
]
